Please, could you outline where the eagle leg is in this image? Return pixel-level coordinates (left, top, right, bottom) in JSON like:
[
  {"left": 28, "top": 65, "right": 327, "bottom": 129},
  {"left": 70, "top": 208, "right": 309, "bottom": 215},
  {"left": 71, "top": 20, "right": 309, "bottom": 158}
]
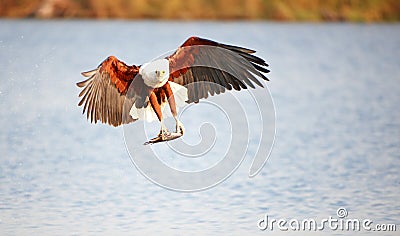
[
  {"left": 175, "top": 118, "right": 184, "bottom": 135},
  {"left": 164, "top": 82, "right": 184, "bottom": 135},
  {"left": 144, "top": 83, "right": 185, "bottom": 145},
  {"left": 148, "top": 92, "right": 170, "bottom": 141},
  {"left": 158, "top": 120, "right": 170, "bottom": 140}
]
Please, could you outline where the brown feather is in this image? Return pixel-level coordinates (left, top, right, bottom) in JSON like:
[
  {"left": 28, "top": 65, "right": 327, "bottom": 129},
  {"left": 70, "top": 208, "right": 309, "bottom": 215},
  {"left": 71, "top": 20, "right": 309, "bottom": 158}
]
[
  {"left": 167, "top": 36, "right": 270, "bottom": 103},
  {"left": 76, "top": 56, "right": 140, "bottom": 126}
]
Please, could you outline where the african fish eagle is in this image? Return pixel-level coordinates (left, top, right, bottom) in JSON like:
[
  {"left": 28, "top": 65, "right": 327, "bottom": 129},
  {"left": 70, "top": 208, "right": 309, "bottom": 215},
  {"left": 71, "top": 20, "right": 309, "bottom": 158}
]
[{"left": 76, "top": 36, "right": 269, "bottom": 144}]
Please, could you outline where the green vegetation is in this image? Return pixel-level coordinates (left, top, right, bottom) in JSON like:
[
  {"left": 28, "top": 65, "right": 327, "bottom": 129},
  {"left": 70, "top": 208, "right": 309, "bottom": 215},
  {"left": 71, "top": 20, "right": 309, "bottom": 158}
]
[{"left": 1, "top": 0, "right": 400, "bottom": 22}]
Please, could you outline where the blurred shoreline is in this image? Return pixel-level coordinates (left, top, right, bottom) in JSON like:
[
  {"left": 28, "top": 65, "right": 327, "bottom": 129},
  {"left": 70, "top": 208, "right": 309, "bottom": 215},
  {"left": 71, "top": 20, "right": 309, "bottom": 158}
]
[{"left": 1, "top": 0, "right": 400, "bottom": 22}]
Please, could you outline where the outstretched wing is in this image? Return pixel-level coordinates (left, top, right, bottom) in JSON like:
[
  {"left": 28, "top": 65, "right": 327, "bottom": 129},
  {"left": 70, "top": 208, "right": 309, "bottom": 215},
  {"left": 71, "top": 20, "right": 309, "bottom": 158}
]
[
  {"left": 76, "top": 56, "right": 142, "bottom": 127},
  {"left": 168, "top": 36, "right": 270, "bottom": 103}
]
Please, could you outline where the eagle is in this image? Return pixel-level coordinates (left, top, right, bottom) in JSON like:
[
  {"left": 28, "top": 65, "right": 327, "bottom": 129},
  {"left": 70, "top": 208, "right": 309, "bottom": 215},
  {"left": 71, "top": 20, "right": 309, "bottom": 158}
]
[{"left": 76, "top": 36, "right": 270, "bottom": 144}]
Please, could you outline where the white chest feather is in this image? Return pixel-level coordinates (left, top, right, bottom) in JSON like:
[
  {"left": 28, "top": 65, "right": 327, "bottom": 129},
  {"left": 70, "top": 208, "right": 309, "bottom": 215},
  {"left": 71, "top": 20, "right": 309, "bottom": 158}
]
[{"left": 129, "top": 82, "right": 188, "bottom": 122}]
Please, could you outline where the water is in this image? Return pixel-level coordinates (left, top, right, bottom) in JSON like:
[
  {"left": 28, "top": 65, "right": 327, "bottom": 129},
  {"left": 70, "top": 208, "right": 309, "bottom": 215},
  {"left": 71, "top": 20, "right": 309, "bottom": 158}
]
[{"left": 0, "top": 21, "right": 399, "bottom": 235}]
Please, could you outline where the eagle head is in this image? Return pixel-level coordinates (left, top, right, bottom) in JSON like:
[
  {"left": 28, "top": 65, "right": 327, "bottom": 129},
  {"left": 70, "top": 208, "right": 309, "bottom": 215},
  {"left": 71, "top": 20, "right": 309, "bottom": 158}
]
[{"left": 140, "top": 59, "right": 170, "bottom": 88}]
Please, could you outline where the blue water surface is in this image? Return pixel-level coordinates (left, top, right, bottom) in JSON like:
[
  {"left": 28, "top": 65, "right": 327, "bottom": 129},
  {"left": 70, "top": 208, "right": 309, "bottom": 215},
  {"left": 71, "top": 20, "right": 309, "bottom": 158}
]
[{"left": 0, "top": 21, "right": 399, "bottom": 235}]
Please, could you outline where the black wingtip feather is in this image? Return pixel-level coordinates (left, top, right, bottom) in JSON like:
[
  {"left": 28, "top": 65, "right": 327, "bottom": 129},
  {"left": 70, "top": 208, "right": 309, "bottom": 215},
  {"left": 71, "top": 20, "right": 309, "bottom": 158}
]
[
  {"left": 221, "top": 44, "right": 256, "bottom": 54},
  {"left": 252, "top": 63, "right": 270, "bottom": 74}
]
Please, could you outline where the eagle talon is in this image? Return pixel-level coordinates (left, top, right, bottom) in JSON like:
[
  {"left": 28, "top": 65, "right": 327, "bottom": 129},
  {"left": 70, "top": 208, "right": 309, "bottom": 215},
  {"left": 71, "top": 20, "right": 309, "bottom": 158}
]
[
  {"left": 158, "top": 128, "right": 170, "bottom": 140},
  {"left": 143, "top": 129, "right": 169, "bottom": 145},
  {"left": 176, "top": 121, "right": 185, "bottom": 135}
]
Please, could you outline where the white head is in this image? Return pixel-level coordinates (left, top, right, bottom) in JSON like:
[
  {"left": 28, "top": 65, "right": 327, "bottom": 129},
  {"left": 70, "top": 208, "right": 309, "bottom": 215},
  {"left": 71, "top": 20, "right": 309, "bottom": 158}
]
[{"left": 140, "top": 59, "right": 170, "bottom": 88}]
